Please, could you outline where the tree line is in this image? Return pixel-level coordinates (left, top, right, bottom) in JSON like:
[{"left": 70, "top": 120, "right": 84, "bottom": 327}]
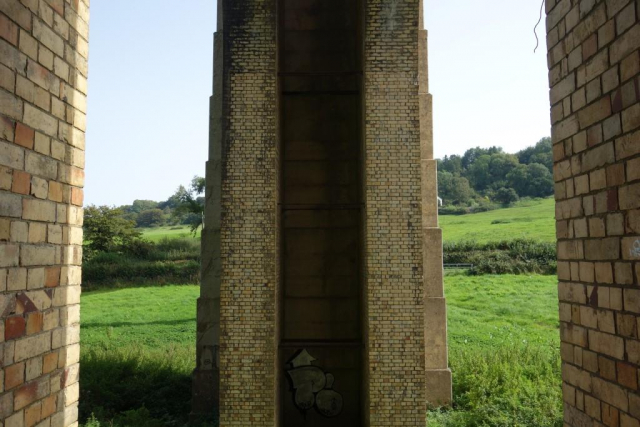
[{"left": 437, "top": 137, "right": 553, "bottom": 213}]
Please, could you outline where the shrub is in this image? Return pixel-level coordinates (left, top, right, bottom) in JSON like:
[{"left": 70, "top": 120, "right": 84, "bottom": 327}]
[
  {"left": 83, "top": 259, "right": 200, "bottom": 289},
  {"left": 122, "top": 238, "right": 156, "bottom": 259},
  {"left": 494, "top": 187, "right": 519, "bottom": 205},
  {"left": 444, "top": 239, "right": 556, "bottom": 275}
]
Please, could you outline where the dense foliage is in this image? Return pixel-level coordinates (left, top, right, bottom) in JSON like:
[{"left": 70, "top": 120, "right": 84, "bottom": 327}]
[
  {"left": 118, "top": 176, "right": 205, "bottom": 229},
  {"left": 438, "top": 137, "right": 554, "bottom": 211},
  {"left": 83, "top": 206, "right": 143, "bottom": 256}
]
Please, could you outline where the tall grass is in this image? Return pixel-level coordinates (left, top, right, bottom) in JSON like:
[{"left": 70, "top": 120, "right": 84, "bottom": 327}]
[
  {"left": 83, "top": 238, "right": 200, "bottom": 289},
  {"left": 428, "top": 346, "right": 562, "bottom": 427}
]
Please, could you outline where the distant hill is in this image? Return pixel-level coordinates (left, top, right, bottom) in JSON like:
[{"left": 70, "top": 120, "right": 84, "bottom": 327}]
[{"left": 440, "top": 197, "right": 555, "bottom": 243}]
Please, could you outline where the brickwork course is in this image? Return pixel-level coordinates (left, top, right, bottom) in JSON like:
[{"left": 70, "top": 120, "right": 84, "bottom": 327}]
[
  {"left": 547, "top": 0, "right": 640, "bottom": 425},
  {"left": 0, "top": 0, "right": 88, "bottom": 426}
]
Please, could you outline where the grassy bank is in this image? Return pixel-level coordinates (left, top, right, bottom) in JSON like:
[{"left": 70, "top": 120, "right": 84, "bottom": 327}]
[
  {"left": 80, "top": 275, "right": 561, "bottom": 426},
  {"left": 440, "top": 197, "right": 555, "bottom": 243}
]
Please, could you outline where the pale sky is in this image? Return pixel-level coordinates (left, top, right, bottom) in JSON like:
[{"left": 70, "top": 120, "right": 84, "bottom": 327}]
[{"left": 85, "top": 0, "right": 550, "bottom": 206}]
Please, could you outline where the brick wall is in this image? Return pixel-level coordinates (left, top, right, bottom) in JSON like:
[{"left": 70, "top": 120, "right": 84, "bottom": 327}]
[
  {"left": 363, "top": 0, "right": 427, "bottom": 424},
  {"left": 217, "top": 0, "right": 279, "bottom": 426},
  {"left": 546, "top": 0, "right": 640, "bottom": 425},
  {"left": 0, "top": 1, "right": 88, "bottom": 426}
]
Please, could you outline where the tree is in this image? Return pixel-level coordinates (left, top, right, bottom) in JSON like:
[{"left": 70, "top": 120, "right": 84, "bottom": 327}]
[
  {"left": 129, "top": 200, "right": 158, "bottom": 213},
  {"left": 438, "top": 155, "right": 463, "bottom": 175},
  {"left": 518, "top": 137, "right": 553, "bottom": 173},
  {"left": 461, "top": 146, "right": 502, "bottom": 170},
  {"left": 173, "top": 176, "right": 206, "bottom": 233},
  {"left": 464, "top": 152, "right": 519, "bottom": 192},
  {"left": 136, "top": 209, "right": 165, "bottom": 228},
  {"left": 494, "top": 187, "right": 519, "bottom": 205},
  {"left": 437, "top": 171, "right": 475, "bottom": 206},
  {"left": 84, "top": 205, "right": 142, "bottom": 254},
  {"left": 507, "top": 163, "right": 554, "bottom": 198}
]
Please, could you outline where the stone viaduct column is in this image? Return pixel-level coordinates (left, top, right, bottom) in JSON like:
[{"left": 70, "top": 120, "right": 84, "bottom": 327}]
[
  {"left": 546, "top": 0, "right": 640, "bottom": 425},
  {"left": 194, "top": 0, "right": 450, "bottom": 425},
  {"left": 418, "top": 0, "right": 452, "bottom": 407},
  {"left": 0, "top": 1, "right": 89, "bottom": 426}
]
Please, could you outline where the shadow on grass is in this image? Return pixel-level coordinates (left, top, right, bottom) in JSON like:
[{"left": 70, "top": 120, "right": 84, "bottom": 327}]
[
  {"left": 82, "top": 319, "right": 195, "bottom": 329},
  {"left": 80, "top": 348, "right": 217, "bottom": 427}
]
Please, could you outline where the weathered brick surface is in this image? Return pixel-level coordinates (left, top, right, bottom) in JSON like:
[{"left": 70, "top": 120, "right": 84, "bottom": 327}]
[
  {"left": 363, "top": 0, "right": 428, "bottom": 423},
  {"left": 0, "top": 1, "right": 88, "bottom": 425},
  {"left": 194, "top": 0, "right": 448, "bottom": 425},
  {"left": 214, "top": 1, "right": 277, "bottom": 426},
  {"left": 547, "top": 0, "right": 640, "bottom": 423}
]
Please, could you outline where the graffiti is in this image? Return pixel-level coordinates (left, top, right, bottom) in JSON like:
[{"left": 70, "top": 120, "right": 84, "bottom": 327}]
[
  {"left": 630, "top": 239, "right": 640, "bottom": 259},
  {"left": 286, "top": 349, "right": 344, "bottom": 418},
  {"left": 382, "top": 0, "right": 398, "bottom": 31}
]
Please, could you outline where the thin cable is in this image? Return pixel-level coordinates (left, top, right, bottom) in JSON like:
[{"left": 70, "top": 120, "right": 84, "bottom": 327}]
[{"left": 534, "top": 0, "right": 546, "bottom": 53}]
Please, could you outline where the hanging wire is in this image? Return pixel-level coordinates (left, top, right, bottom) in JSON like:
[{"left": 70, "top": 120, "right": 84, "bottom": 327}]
[{"left": 534, "top": 0, "right": 546, "bottom": 53}]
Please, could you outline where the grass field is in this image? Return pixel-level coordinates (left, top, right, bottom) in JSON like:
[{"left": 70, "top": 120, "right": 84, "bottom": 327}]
[
  {"left": 80, "top": 274, "right": 561, "bottom": 426},
  {"left": 440, "top": 197, "right": 555, "bottom": 243},
  {"left": 140, "top": 226, "right": 201, "bottom": 242},
  {"left": 139, "top": 198, "right": 555, "bottom": 244}
]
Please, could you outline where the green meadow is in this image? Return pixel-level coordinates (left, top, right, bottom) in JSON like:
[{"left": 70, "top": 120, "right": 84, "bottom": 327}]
[
  {"left": 80, "top": 275, "right": 561, "bottom": 427},
  {"left": 139, "top": 197, "right": 556, "bottom": 244},
  {"left": 140, "top": 226, "right": 201, "bottom": 242},
  {"left": 440, "top": 197, "right": 555, "bottom": 243}
]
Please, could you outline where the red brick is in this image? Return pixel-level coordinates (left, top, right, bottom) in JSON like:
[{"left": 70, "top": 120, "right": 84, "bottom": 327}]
[
  {"left": 4, "top": 362, "right": 25, "bottom": 390},
  {"left": 24, "top": 401, "right": 41, "bottom": 427},
  {"left": 583, "top": 33, "right": 598, "bottom": 61},
  {"left": 11, "top": 170, "right": 30, "bottom": 195},
  {"left": 42, "top": 351, "right": 57, "bottom": 374},
  {"left": 0, "top": 13, "right": 19, "bottom": 46},
  {"left": 607, "top": 163, "right": 626, "bottom": 186},
  {"left": 14, "top": 381, "right": 38, "bottom": 410},
  {"left": 607, "top": 188, "right": 618, "bottom": 211},
  {"left": 40, "top": 394, "right": 56, "bottom": 418},
  {"left": 70, "top": 187, "right": 83, "bottom": 206},
  {"left": 617, "top": 362, "right": 638, "bottom": 390},
  {"left": 5, "top": 315, "right": 25, "bottom": 340},
  {"left": 602, "top": 403, "right": 619, "bottom": 427},
  {"left": 45, "top": 0, "right": 64, "bottom": 16},
  {"left": 25, "top": 312, "right": 42, "bottom": 335},
  {"left": 44, "top": 266, "right": 59, "bottom": 288},
  {"left": 47, "top": 181, "right": 62, "bottom": 202},
  {"left": 612, "top": 88, "right": 624, "bottom": 113},
  {"left": 14, "top": 123, "right": 35, "bottom": 149}
]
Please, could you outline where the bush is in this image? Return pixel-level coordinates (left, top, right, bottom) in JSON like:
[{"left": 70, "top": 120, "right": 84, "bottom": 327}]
[
  {"left": 122, "top": 239, "right": 156, "bottom": 259},
  {"left": 494, "top": 187, "right": 519, "bottom": 206},
  {"left": 428, "top": 345, "right": 562, "bottom": 426},
  {"left": 83, "top": 259, "right": 200, "bottom": 289},
  {"left": 444, "top": 239, "right": 556, "bottom": 275}
]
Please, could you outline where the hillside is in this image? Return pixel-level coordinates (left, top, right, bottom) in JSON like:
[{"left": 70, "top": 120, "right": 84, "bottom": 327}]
[{"left": 440, "top": 197, "right": 555, "bottom": 243}]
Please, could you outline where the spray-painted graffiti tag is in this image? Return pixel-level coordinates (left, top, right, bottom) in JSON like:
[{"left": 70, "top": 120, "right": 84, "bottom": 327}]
[
  {"left": 286, "top": 349, "right": 344, "bottom": 418},
  {"left": 630, "top": 239, "right": 640, "bottom": 259}
]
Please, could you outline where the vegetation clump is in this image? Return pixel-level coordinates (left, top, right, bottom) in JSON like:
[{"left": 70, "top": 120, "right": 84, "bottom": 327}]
[{"left": 444, "top": 239, "right": 557, "bottom": 275}]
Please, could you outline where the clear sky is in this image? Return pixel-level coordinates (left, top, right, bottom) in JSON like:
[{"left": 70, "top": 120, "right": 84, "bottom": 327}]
[{"left": 85, "top": 0, "right": 550, "bottom": 206}]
